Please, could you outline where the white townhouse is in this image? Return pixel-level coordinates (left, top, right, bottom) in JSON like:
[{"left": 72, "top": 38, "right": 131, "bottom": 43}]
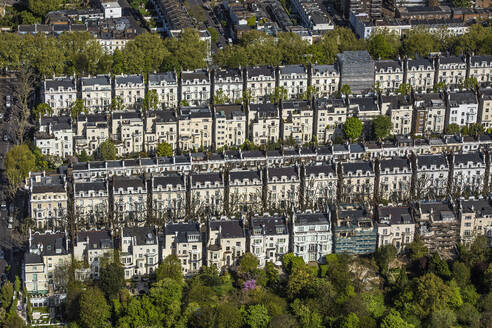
[
  {"left": 111, "top": 111, "right": 144, "bottom": 156},
  {"left": 24, "top": 231, "right": 71, "bottom": 296},
  {"left": 249, "top": 214, "right": 289, "bottom": 267},
  {"left": 190, "top": 172, "right": 225, "bottom": 214},
  {"left": 112, "top": 175, "right": 148, "bottom": 225},
  {"left": 437, "top": 55, "right": 467, "bottom": 86},
  {"left": 470, "top": 55, "right": 492, "bottom": 85},
  {"left": 378, "top": 157, "right": 412, "bottom": 201},
  {"left": 73, "top": 181, "right": 109, "bottom": 225},
  {"left": 267, "top": 167, "right": 301, "bottom": 208},
  {"left": 42, "top": 77, "right": 77, "bottom": 114},
  {"left": 81, "top": 75, "right": 112, "bottom": 112},
  {"left": 311, "top": 64, "right": 339, "bottom": 97},
  {"left": 35, "top": 116, "right": 74, "bottom": 158},
  {"left": 407, "top": 58, "right": 435, "bottom": 92},
  {"left": 281, "top": 100, "right": 313, "bottom": 144},
  {"left": 314, "top": 97, "right": 347, "bottom": 143},
  {"left": 374, "top": 60, "right": 404, "bottom": 92},
  {"left": 114, "top": 74, "right": 145, "bottom": 108},
  {"left": 459, "top": 198, "right": 492, "bottom": 244},
  {"left": 73, "top": 230, "right": 114, "bottom": 279},
  {"left": 214, "top": 68, "right": 243, "bottom": 103},
  {"left": 148, "top": 72, "right": 178, "bottom": 108},
  {"left": 377, "top": 206, "right": 415, "bottom": 252},
  {"left": 178, "top": 107, "right": 213, "bottom": 151},
  {"left": 413, "top": 93, "right": 446, "bottom": 135},
  {"left": 214, "top": 104, "right": 246, "bottom": 149},
  {"left": 341, "top": 161, "right": 375, "bottom": 201},
  {"left": 75, "top": 113, "right": 110, "bottom": 155},
  {"left": 120, "top": 227, "right": 159, "bottom": 279},
  {"left": 304, "top": 162, "right": 337, "bottom": 207},
  {"left": 380, "top": 95, "right": 413, "bottom": 136},
  {"left": 416, "top": 154, "right": 449, "bottom": 198},
  {"left": 447, "top": 91, "right": 478, "bottom": 127},
  {"left": 452, "top": 151, "right": 486, "bottom": 194},
  {"left": 28, "top": 173, "right": 68, "bottom": 230},
  {"left": 249, "top": 103, "right": 280, "bottom": 145},
  {"left": 162, "top": 222, "right": 203, "bottom": 275},
  {"left": 291, "top": 211, "right": 332, "bottom": 263},
  {"left": 246, "top": 66, "right": 276, "bottom": 103},
  {"left": 181, "top": 69, "right": 210, "bottom": 106},
  {"left": 480, "top": 88, "right": 492, "bottom": 129},
  {"left": 144, "top": 110, "right": 178, "bottom": 153},
  {"left": 278, "top": 65, "right": 308, "bottom": 99},
  {"left": 228, "top": 170, "right": 263, "bottom": 213},
  {"left": 206, "top": 219, "right": 246, "bottom": 269},
  {"left": 151, "top": 173, "right": 186, "bottom": 219}
]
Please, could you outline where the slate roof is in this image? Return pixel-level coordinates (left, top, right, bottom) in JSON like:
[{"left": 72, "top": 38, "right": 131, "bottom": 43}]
[
  {"left": 149, "top": 72, "right": 177, "bottom": 85},
  {"left": 408, "top": 58, "right": 433, "bottom": 69},
  {"left": 247, "top": 66, "right": 275, "bottom": 78},
  {"left": 182, "top": 69, "right": 209, "bottom": 81},
  {"left": 115, "top": 74, "right": 144, "bottom": 85},
  {"left": 31, "top": 175, "right": 66, "bottom": 194},
  {"left": 113, "top": 175, "right": 146, "bottom": 190},
  {"left": 209, "top": 220, "right": 245, "bottom": 238},
  {"left": 123, "top": 227, "right": 157, "bottom": 245},
  {"left": 77, "top": 230, "right": 113, "bottom": 250},
  {"left": 294, "top": 212, "right": 330, "bottom": 226},
  {"left": 192, "top": 173, "right": 222, "bottom": 185},
  {"left": 280, "top": 65, "right": 306, "bottom": 75},
  {"left": 454, "top": 152, "right": 483, "bottom": 165},
  {"left": 417, "top": 154, "right": 448, "bottom": 168},
  {"left": 268, "top": 167, "right": 298, "bottom": 179},
  {"left": 342, "top": 161, "right": 373, "bottom": 174},
  {"left": 30, "top": 232, "right": 68, "bottom": 257},
  {"left": 45, "top": 77, "right": 76, "bottom": 90},
  {"left": 312, "top": 64, "right": 337, "bottom": 74},
  {"left": 230, "top": 170, "right": 261, "bottom": 182},
  {"left": 449, "top": 91, "right": 477, "bottom": 106},
  {"left": 74, "top": 181, "right": 107, "bottom": 193},
  {"left": 305, "top": 163, "right": 335, "bottom": 176},
  {"left": 380, "top": 158, "right": 410, "bottom": 171},
  {"left": 165, "top": 222, "right": 201, "bottom": 243},
  {"left": 250, "top": 215, "right": 288, "bottom": 235},
  {"left": 378, "top": 206, "right": 414, "bottom": 225},
  {"left": 375, "top": 60, "right": 402, "bottom": 72},
  {"left": 81, "top": 75, "right": 111, "bottom": 86},
  {"left": 351, "top": 96, "right": 379, "bottom": 111},
  {"left": 153, "top": 173, "right": 185, "bottom": 188},
  {"left": 461, "top": 199, "right": 492, "bottom": 215}
]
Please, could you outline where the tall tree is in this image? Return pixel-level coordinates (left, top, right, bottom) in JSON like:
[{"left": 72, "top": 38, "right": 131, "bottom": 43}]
[
  {"left": 156, "top": 255, "right": 183, "bottom": 284},
  {"left": 98, "top": 262, "right": 125, "bottom": 300},
  {"left": 343, "top": 117, "right": 363, "bottom": 142},
  {"left": 156, "top": 142, "right": 173, "bottom": 157},
  {"left": 79, "top": 287, "right": 111, "bottom": 328},
  {"left": 98, "top": 140, "right": 117, "bottom": 161},
  {"left": 142, "top": 90, "right": 159, "bottom": 113},
  {"left": 164, "top": 28, "right": 207, "bottom": 71},
  {"left": 33, "top": 103, "right": 54, "bottom": 119},
  {"left": 15, "top": 67, "right": 35, "bottom": 144},
  {"left": 372, "top": 115, "right": 393, "bottom": 141},
  {"left": 28, "top": 0, "right": 62, "bottom": 17},
  {"left": 150, "top": 278, "right": 183, "bottom": 327},
  {"left": 122, "top": 33, "right": 170, "bottom": 75},
  {"left": 70, "top": 99, "right": 88, "bottom": 119},
  {"left": 5, "top": 144, "right": 36, "bottom": 198},
  {"left": 368, "top": 31, "right": 400, "bottom": 60}
]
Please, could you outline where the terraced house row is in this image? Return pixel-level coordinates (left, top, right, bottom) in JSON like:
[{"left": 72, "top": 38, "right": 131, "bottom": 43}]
[
  {"left": 41, "top": 51, "right": 492, "bottom": 114},
  {"left": 23, "top": 197, "right": 492, "bottom": 298},
  {"left": 27, "top": 135, "right": 492, "bottom": 230},
  {"left": 35, "top": 86, "right": 492, "bottom": 157}
]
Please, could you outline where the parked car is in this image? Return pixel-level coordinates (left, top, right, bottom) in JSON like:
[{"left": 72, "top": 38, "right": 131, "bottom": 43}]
[{"left": 5, "top": 95, "right": 11, "bottom": 108}]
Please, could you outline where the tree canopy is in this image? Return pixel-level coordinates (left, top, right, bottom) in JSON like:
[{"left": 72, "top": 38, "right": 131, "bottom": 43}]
[
  {"left": 343, "top": 117, "right": 363, "bottom": 142},
  {"left": 5, "top": 144, "right": 36, "bottom": 198}
]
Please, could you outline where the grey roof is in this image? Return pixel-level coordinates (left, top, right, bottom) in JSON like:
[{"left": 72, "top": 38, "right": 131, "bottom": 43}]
[
  {"left": 250, "top": 215, "right": 288, "bottom": 235},
  {"left": 378, "top": 206, "right": 414, "bottom": 225},
  {"left": 381, "top": 95, "right": 411, "bottom": 109},
  {"left": 154, "top": 173, "right": 185, "bottom": 188},
  {"left": 337, "top": 51, "right": 373, "bottom": 65},
  {"left": 74, "top": 181, "right": 106, "bottom": 193},
  {"left": 454, "top": 152, "right": 483, "bottom": 165},
  {"left": 192, "top": 173, "right": 222, "bottom": 185},
  {"left": 408, "top": 58, "right": 433, "bottom": 69},
  {"left": 461, "top": 199, "right": 492, "bottom": 215},
  {"left": 280, "top": 64, "right": 306, "bottom": 75},
  {"left": 380, "top": 158, "right": 410, "bottom": 171},
  {"left": 471, "top": 55, "right": 492, "bottom": 65},
  {"left": 149, "top": 72, "right": 177, "bottom": 85},
  {"left": 268, "top": 167, "right": 298, "bottom": 179},
  {"left": 209, "top": 219, "right": 245, "bottom": 238},
  {"left": 81, "top": 75, "right": 111, "bottom": 86},
  {"left": 113, "top": 175, "right": 146, "bottom": 190},
  {"left": 182, "top": 69, "right": 209, "bottom": 81},
  {"left": 417, "top": 154, "right": 448, "bottom": 168},
  {"left": 242, "top": 150, "right": 266, "bottom": 158},
  {"left": 165, "top": 222, "right": 201, "bottom": 242},
  {"left": 115, "top": 74, "right": 144, "bottom": 85},
  {"left": 343, "top": 161, "right": 373, "bottom": 174},
  {"left": 230, "top": 170, "right": 261, "bottom": 182},
  {"left": 215, "top": 68, "right": 242, "bottom": 79},
  {"left": 77, "top": 230, "right": 113, "bottom": 250},
  {"left": 350, "top": 143, "right": 365, "bottom": 153},
  {"left": 375, "top": 60, "right": 402, "bottom": 72},
  {"left": 419, "top": 201, "right": 454, "bottom": 220},
  {"left": 45, "top": 77, "right": 76, "bottom": 90},
  {"left": 449, "top": 91, "right": 477, "bottom": 106},
  {"left": 351, "top": 96, "right": 378, "bottom": 111},
  {"left": 312, "top": 64, "right": 337, "bottom": 74},
  {"left": 31, "top": 175, "right": 66, "bottom": 193},
  {"left": 294, "top": 212, "right": 330, "bottom": 226},
  {"left": 123, "top": 227, "right": 157, "bottom": 245},
  {"left": 24, "top": 253, "right": 43, "bottom": 264},
  {"left": 439, "top": 55, "right": 465, "bottom": 65},
  {"left": 30, "top": 232, "right": 68, "bottom": 257},
  {"left": 247, "top": 66, "right": 275, "bottom": 78}
]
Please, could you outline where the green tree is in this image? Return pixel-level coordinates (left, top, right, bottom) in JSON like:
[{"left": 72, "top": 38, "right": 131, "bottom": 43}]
[
  {"left": 33, "top": 103, "right": 54, "bottom": 118},
  {"left": 0, "top": 33, "right": 21, "bottom": 71},
  {"left": 156, "top": 255, "right": 183, "bottom": 284},
  {"left": 21, "top": 34, "right": 65, "bottom": 77},
  {"left": 207, "top": 27, "right": 219, "bottom": 43},
  {"left": 5, "top": 144, "right": 36, "bottom": 198},
  {"left": 14, "top": 277, "right": 20, "bottom": 295},
  {"left": 59, "top": 32, "right": 104, "bottom": 75},
  {"left": 468, "top": 123, "right": 484, "bottom": 137},
  {"left": 343, "top": 117, "right": 363, "bottom": 142},
  {"left": 116, "top": 296, "right": 160, "bottom": 328},
  {"left": 367, "top": 31, "right": 400, "bottom": 60},
  {"left": 452, "top": 261, "right": 470, "bottom": 288},
  {"left": 413, "top": 273, "right": 457, "bottom": 318},
  {"left": 239, "top": 253, "right": 259, "bottom": 275},
  {"left": 270, "top": 86, "right": 288, "bottom": 103},
  {"left": 453, "top": 0, "right": 472, "bottom": 7},
  {"left": 337, "top": 312, "right": 359, "bottom": 328},
  {"left": 164, "top": 28, "right": 208, "bottom": 71},
  {"left": 381, "top": 310, "right": 414, "bottom": 328},
  {"left": 70, "top": 99, "right": 88, "bottom": 119},
  {"left": 98, "top": 140, "right": 117, "bottom": 161},
  {"left": 403, "top": 28, "right": 440, "bottom": 58},
  {"left": 372, "top": 115, "right": 393, "bottom": 141},
  {"left": 112, "top": 49, "right": 125, "bottom": 75},
  {"left": 433, "top": 81, "right": 447, "bottom": 93},
  {"left": 150, "top": 278, "right": 183, "bottom": 327},
  {"left": 28, "top": 0, "right": 62, "bottom": 17},
  {"left": 277, "top": 32, "right": 310, "bottom": 65},
  {"left": 429, "top": 252, "right": 451, "bottom": 280},
  {"left": 111, "top": 96, "right": 125, "bottom": 112},
  {"left": 291, "top": 299, "right": 322, "bottom": 328},
  {"left": 374, "top": 245, "right": 397, "bottom": 275},
  {"left": 0, "top": 282, "right": 13, "bottom": 309},
  {"left": 463, "top": 77, "right": 478, "bottom": 90},
  {"left": 213, "top": 89, "right": 230, "bottom": 104},
  {"left": 340, "top": 84, "right": 351, "bottom": 97},
  {"left": 156, "top": 142, "right": 173, "bottom": 157},
  {"left": 246, "top": 304, "right": 271, "bottom": 328},
  {"left": 99, "top": 262, "right": 125, "bottom": 300},
  {"left": 79, "top": 287, "right": 111, "bottom": 328},
  {"left": 397, "top": 83, "right": 412, "bottom": 96},
  {"left": 430, "top": 309, "right": 457, "bottom": 328},
  {"left": 247, "top": 16, "right": 257, "bottom": 27},
  {"left": 122, "top": 33, "right": 170, "bottom": 74},
  {"left": 142, "top": 89, "right": 159, "bottom": 113},
  {"left": 3, "top": 311, "right": 25, "bottom": 328},
  {"left": 446, "top": 123, "right": 460, "bottom": 135},
  {"left": 407, "top": 238, "right": 428, "bottom": 261},
  {"left": 456, "top": 303, "right": 480, "bottom": 327}
]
